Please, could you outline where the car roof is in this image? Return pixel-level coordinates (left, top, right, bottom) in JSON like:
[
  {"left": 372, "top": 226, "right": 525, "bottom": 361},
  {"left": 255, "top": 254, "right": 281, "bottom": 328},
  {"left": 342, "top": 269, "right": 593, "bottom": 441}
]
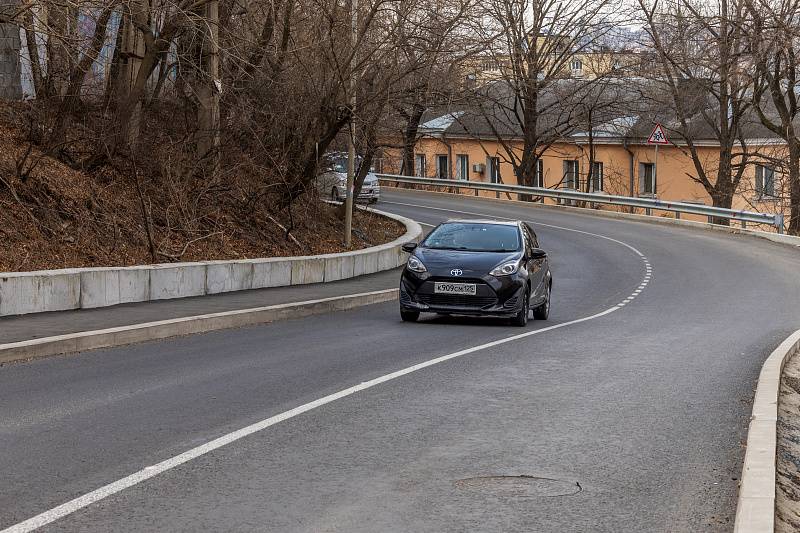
[{"left": 443, "top": 219, "right": 521, "bottom": 227}]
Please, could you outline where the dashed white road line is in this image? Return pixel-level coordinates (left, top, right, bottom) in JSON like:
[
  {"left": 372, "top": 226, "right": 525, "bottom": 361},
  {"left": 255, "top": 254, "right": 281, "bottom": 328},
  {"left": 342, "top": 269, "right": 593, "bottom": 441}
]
[{"left": 2, "top": 198, "right": 654, "bottom": 533}]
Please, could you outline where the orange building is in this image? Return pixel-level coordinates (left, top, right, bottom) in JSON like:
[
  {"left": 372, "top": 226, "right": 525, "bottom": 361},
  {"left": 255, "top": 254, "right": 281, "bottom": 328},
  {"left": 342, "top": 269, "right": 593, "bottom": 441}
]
[{"left": 383, "top": 87, "right": 791, "bottom": 231}]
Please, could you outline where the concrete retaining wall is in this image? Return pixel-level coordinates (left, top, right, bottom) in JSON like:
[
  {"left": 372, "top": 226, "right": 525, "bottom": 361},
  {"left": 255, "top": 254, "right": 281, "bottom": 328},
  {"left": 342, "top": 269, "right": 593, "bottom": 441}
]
[{"left": 0, "top": 209, "right": 422, "bottom": 317}]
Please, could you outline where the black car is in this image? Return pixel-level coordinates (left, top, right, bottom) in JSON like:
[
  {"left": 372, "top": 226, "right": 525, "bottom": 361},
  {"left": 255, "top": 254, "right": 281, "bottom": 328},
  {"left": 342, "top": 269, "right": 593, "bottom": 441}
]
[{"left": 399, "top": 219, "right": 552, "bottom": 326}]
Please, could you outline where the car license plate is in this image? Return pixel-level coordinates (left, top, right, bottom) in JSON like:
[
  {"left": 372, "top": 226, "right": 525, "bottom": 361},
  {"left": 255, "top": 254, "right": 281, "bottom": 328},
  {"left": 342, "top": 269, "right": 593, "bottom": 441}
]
[{"left": 434, "top": 282, "right": 476, "bottom": 295}]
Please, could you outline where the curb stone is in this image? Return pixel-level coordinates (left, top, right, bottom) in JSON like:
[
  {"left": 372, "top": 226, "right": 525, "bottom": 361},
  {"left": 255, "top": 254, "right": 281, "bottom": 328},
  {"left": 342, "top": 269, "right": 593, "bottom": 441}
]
[
  {"left": 734, "top": 329, "right": 800, "bottom": 532},
  {"left": 0, "top": 289, "right": 399, "bottom": 365}
]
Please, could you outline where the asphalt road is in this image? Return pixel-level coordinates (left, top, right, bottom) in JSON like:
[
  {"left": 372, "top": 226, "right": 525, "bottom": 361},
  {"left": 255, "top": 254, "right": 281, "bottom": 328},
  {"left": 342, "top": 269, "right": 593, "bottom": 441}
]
[{"left": 2, "top": 188, "right": 800, "bottom": 532}]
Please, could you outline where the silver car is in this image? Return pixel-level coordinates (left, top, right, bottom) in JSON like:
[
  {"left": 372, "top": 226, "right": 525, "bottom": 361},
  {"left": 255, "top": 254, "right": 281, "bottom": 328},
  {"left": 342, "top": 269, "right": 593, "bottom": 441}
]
[{"left": 319, "top": 154, "right": 381, "bottom": 204}]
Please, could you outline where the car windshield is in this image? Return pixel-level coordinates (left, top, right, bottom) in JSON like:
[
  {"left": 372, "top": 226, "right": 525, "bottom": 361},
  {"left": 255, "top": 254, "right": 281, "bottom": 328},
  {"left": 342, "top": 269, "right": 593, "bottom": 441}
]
[
  {"left": 329, "top": 155, "right": 372, "bottom": 174},
  {"left": 422, "top": 223, "right": 521, "bottom": 252}
]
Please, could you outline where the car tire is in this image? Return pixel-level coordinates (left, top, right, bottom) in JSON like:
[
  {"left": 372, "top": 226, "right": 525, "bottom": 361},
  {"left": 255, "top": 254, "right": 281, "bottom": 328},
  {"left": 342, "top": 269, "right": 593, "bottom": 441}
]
[
  {"left": 510, "top": 287, "right": 530, "bottom": 327},
  {"left": 401, "top": 309, "right": 420, "bottom": 322},
  {"left": 532, "top": 282, "right": 551, "bottom": 320}
]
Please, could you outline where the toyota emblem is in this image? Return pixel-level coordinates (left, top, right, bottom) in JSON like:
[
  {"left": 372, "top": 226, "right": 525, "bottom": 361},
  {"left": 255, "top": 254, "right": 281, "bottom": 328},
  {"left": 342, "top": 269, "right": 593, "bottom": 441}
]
[{"left": 450, "top": 268, "right": 463, "bottom": 276}]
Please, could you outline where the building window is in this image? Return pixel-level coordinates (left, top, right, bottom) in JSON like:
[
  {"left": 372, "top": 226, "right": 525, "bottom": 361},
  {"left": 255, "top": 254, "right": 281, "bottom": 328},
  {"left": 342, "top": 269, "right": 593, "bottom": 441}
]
[
  {"left": 755, "top": 164, "right": 775, "bottom": 197},
  {"left": 639, "top": 162, "right": 655, "bottom": 195},
  {"left": 488, "top": 157, "right": 501, "bottom": 183},
  {"left": 570, "top": 59, "right": 582, "bottom": 71},
  {"left": 456, "top": 154, "right": 469, "bottom": 181},
  {"left": 534, "top": 158, "right": 544, "bottom": 187},
  {"left": 563, "top": 160, "right": 579, "bottom": 190},
  {"left": 590, "top": 161, "right": 603, "bottom": 192},
  {"left": 436, "top": 154, "right": 449, "bottom": 179},
  {"left": 415, "top": 154, "right": 426, "bottom": 177}
]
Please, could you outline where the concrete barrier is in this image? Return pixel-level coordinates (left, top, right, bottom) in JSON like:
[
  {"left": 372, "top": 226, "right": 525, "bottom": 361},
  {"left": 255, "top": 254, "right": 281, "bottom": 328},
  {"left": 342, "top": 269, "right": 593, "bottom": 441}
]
[
  {"left": 734, "top": 329, "right": 800, "bottom": 532},
  {"left": 0, "top": 209, "right": 421, "bottom": 317}
]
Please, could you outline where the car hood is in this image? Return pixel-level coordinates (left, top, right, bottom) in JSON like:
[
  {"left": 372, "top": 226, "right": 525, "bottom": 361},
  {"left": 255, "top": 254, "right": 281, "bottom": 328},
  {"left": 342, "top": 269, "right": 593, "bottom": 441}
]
[
  {"left": 332, "top": 172, "right": 379, "bottom": 185},
  {"left": 413, "top": 248, "right": 521, "bottom": 277}
]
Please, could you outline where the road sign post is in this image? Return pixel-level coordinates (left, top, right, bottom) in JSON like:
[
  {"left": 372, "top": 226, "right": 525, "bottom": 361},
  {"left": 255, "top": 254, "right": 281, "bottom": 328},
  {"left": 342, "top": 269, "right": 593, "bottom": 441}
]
[{"left": 647, "top": 123, "right": 669, "bottom": 197}]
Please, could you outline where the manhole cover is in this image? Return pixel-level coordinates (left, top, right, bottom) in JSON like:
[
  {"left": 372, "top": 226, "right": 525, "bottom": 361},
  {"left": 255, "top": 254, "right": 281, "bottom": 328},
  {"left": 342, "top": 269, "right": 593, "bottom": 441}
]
[{"left": 454, "top": 475, "right": 581, "bottom": 498}]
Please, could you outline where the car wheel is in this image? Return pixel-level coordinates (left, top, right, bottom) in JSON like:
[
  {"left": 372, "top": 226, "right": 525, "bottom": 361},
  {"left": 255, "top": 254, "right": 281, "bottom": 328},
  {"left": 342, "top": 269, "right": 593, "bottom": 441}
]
[
  {"left": 532, "top": 282, "right": 551, "bottom": 320},
  {"left": 401, "top": 309, "right": 420, "bottom": 322},
  {"left": 510, "top": 287, "right": 530, "bottom": 327}
]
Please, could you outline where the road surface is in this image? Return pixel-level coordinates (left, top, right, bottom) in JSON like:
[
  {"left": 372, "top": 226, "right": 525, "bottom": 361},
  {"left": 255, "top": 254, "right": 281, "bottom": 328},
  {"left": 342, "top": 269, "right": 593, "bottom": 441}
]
[{"left": 2, "top": 188, "right": 799, "bottom": 532}]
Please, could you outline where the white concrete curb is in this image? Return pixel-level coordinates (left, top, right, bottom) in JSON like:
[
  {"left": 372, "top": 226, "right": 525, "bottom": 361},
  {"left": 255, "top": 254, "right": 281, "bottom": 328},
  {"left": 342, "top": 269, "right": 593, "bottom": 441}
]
[
  {"left": 0, "top": 289, "right": 399, "bottom": 364},
  {"left": 0, "top": 209, "right": 421, "bottom": 317},
  {"left": 384, "top": 187, "right": 800, "bottom": 248},
  {"left": 734, "top": 329, "right": 800, "bottom": 532}
]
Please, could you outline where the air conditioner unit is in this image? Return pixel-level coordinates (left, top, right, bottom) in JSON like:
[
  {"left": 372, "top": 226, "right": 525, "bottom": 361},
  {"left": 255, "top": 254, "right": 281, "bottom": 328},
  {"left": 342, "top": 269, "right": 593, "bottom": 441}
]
[{"left": 473, "top": 163, "right": 485, "bottom": 173}]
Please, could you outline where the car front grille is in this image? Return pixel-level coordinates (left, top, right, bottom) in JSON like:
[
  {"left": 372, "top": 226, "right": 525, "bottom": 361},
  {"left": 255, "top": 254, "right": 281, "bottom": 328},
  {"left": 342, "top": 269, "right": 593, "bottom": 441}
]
[{"left": 416, "top": 293, "right": 498, "bottom": 308}]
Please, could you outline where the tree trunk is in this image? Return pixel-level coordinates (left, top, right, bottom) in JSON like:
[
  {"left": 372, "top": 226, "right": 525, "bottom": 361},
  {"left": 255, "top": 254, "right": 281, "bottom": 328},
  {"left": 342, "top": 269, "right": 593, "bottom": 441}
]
[
  {"left": 0, "top": 0, "right": 22, "bottom": 100},
  {"left": 22, "top": 6, "right": 44, "bottom": 98},
  {"left": 113, "top": 1, "right": 149, "bottom": 150},
  {"left": 788, "top": 141, "right": 800, "bottom": 235},
  {"left": 400, "top": 103, "right": 425, "bottom": 175},
  {"left": 709, "top": 187, "right": 735, "bottom": 226}
]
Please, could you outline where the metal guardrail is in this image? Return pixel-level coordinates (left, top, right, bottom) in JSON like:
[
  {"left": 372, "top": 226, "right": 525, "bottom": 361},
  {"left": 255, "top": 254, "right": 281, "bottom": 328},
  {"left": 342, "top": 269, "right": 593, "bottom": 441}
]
[{"left": 376, "top": 174, "right": 785, "bottom": 233}]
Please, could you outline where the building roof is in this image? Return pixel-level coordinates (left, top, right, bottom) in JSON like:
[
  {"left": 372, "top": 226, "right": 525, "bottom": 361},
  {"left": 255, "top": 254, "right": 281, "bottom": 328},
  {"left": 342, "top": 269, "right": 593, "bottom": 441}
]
[{"left": 416, "top": 78, "right": 793, "bottom": 146}]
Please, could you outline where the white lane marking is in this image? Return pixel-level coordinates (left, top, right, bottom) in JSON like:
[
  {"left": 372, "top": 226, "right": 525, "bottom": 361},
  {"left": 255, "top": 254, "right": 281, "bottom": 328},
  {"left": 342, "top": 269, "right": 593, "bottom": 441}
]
[
  {"left": 3, "top": 198, "right": 654, "bottom": 533},
  {"left": 2, "top": 309, "right": 621, "bottom": 533}
]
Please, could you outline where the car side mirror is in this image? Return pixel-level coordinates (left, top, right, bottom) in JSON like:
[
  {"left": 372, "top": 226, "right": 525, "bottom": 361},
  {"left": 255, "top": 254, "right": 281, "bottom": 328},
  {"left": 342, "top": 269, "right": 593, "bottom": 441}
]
[
  {"left": 402, "top": 242, "right": 418, "bottom": 253},
  {"left": 529, "top": 248, "right": 547, "bottom": 260}
]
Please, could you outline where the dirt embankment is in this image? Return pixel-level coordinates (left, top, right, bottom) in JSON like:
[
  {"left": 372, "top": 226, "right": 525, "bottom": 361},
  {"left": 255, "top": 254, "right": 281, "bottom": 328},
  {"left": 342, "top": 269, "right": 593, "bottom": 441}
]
[
  {"left": 777, "top": 347, "right": 800, "bottom": 532},
  {"left": 0, "top": 102, "right": 404, "bottom": 273}
]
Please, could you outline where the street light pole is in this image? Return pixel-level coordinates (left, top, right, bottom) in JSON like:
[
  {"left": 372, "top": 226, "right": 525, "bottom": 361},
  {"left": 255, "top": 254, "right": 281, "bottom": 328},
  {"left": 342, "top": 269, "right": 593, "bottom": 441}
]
[{"left": 344, "top": 0, "right": 358, "bottom": 248}]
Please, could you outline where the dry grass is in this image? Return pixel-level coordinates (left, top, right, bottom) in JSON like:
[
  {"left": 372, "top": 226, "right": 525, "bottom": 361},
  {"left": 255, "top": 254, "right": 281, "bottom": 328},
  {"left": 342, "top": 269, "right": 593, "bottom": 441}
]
[{"left": 0, "top": 102, "right": 404, "bottom": 273}]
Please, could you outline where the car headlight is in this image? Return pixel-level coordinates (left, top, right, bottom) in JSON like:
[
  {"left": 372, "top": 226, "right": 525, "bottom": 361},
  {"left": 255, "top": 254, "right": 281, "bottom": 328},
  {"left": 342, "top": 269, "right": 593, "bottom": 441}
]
[
  {"left": 490, "top": 260, "right": 520, "bottom": 276},
  {"left": 407, "top": 255, "right": 427, "bottom": 273}
]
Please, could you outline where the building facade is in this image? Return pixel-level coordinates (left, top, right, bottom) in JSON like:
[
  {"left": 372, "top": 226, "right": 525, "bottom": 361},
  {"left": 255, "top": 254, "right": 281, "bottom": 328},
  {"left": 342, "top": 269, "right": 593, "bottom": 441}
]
[{"left": 383, "top": 120, "right": 790, "bottom": 230}]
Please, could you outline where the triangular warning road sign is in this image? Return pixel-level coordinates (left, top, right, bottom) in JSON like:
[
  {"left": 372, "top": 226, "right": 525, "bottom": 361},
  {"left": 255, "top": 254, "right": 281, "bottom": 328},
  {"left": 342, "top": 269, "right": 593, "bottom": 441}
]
[{"left": 647, "top": 123, "right": 669, "bottom": 145}]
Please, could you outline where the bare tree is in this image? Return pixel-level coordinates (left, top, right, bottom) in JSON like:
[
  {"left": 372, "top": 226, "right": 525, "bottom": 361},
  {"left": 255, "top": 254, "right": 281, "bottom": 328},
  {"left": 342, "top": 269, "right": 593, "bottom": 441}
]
[
  {"left": 637, "top": 0, "right": 753, "bottom": 224},
  {"left": 465, "top": 0, "right": 617, "bottom": 199},
  {"left": 745, "top": 0, "right": 800, "bottom": 235}
]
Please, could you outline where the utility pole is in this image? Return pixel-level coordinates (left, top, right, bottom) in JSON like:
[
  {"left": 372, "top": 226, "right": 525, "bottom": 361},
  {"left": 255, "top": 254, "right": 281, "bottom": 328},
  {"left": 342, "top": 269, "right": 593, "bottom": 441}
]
[
  {"left": 198, "top": 0, "right": 221, "bottom": 171},
  {"left": 344, "top": 0, "right": 357, "bottom": 247}
]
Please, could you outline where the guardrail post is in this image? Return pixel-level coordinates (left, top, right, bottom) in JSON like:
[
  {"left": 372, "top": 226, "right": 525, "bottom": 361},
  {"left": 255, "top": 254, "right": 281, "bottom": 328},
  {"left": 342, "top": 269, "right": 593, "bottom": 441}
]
[
  {"left": 742, "top": 220, "right": 747, "bottom": 230},
  {"left": 675, "top": 212, "right": 681, "bottom": 220},
  {"left": 776, "top": 213, "right": 785, "bottom": 234},
  {"left": 645, "top": 207, "right": 651, "bottom": 216}
]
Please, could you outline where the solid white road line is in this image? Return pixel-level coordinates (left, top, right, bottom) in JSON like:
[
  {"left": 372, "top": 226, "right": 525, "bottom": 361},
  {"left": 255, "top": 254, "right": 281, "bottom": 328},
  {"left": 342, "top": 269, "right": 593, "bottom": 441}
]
[
  {"left": 2, "top": 198, "right": 654, "bottom": 533},
  {"left": 1, "top": 307, "right": 620, "bottom": 533}
]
